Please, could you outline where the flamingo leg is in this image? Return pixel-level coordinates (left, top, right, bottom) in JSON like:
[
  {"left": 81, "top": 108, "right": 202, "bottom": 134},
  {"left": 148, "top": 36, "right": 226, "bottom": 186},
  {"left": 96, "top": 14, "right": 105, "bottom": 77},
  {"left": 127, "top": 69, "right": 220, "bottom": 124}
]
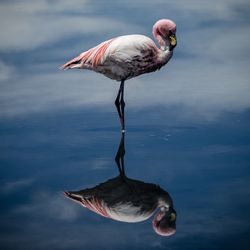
[
  {"left": 115, "top": 132, "right": 126, "bottom": 180},
  {"left": 115, "top": 80, "right": 125, "bottom": 132}
]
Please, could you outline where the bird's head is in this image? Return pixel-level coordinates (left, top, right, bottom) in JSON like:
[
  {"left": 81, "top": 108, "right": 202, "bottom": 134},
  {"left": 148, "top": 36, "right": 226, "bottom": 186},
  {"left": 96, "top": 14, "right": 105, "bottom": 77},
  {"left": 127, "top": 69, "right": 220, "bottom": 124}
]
[
  {"left": 153, "top": 19, "right": 177, "bottom": 51},
  {"left": 152, "top": 206, "right": 177, "bottom": 236}
]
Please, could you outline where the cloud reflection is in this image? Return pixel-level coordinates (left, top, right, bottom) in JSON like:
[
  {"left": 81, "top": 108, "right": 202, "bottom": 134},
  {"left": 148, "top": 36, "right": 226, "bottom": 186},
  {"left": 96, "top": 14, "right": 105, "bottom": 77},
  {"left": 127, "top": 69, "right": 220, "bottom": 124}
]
[{"left": 0, "top": 178, "right": 35, "bottom": 194}]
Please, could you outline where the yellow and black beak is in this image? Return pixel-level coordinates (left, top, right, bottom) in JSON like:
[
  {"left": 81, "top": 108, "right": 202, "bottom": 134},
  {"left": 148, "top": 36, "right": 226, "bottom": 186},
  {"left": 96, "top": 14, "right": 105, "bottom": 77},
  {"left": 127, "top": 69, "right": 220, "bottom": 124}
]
[
  {"left": 169, "top": 33, "right": 177, "bottom": 51},
  {"left": 169, "top": 211, "right": 176, "bottom": 222}
]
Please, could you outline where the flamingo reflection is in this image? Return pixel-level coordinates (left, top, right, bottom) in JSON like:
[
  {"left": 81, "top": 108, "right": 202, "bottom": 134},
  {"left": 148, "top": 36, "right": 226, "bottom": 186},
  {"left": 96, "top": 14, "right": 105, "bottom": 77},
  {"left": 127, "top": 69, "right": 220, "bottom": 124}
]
[{"left": 64, "top": 133, "right": 176, "bottom": 236}]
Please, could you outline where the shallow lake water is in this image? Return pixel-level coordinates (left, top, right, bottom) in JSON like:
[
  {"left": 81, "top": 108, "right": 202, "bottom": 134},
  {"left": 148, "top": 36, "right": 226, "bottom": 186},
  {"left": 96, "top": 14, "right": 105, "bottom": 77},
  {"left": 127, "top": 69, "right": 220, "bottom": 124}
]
[{"left": 0, "top": 107, "right": 249, "bottom": 250}]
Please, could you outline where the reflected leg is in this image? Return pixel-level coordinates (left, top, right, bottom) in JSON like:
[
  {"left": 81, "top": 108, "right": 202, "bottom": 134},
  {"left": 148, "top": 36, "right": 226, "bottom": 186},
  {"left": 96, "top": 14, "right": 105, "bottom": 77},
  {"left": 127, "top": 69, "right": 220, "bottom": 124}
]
[{"left": 115, "top": 132, "right": 126, "bottom": 180}]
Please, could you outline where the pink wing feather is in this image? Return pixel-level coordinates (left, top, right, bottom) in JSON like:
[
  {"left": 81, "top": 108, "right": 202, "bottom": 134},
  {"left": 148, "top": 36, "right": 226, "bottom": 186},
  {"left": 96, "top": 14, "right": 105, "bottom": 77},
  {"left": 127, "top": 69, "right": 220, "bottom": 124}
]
[
  {"left": 64, "top": 192, "right": 110, "bottom": 218},
  {"left": 60, "top": 38, "right": 115, "bottom": 70},
  {"left": 82, "top": 197, "right": 110, "bottom": 218}
]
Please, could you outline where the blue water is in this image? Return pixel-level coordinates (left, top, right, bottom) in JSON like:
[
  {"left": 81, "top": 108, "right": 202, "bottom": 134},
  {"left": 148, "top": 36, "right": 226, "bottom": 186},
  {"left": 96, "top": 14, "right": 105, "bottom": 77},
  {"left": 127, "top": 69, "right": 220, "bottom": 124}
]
[{"left": 1, "top": 107, "right": 249, "bottom": 250}]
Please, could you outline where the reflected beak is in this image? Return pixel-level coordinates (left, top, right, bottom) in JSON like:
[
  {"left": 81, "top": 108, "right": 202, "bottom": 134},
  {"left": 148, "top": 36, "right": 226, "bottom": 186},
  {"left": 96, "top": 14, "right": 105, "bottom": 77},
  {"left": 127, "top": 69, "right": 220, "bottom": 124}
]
[
  {"left": 169, "top": 212, "right": 176, "bottom": 222},
  {"left": 166, "top": 207, "right": 176, "bottom": 222}
]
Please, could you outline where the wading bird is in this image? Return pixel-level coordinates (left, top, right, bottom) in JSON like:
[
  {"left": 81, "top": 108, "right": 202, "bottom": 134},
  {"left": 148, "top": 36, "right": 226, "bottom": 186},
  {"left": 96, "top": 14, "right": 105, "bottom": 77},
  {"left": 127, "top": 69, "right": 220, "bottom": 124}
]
[
  {"left": 64, "top": 133, "right": 177, "bottom": 236},
  {"left": 60, "top": 19, "right": 177, "bottom": 131}
]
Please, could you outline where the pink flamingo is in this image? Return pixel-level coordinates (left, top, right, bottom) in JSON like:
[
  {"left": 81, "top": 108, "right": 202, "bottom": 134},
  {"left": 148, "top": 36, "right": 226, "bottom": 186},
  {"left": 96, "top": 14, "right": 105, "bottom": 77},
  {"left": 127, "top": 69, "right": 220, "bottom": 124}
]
[
  {"left": 64, "top": 133, "right": 177, "bottom": 236},
  {"left": 64, "top": 178, "right": 176, "bottom": 236},
  {"left": 60, "top": 19, "right": 177, "bottom": 131}
]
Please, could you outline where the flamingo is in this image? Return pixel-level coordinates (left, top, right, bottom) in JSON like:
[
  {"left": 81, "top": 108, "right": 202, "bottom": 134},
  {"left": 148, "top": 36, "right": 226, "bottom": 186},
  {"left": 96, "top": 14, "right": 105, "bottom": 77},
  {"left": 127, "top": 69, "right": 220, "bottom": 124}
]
[
  {"left": 64, "top": 133, "right": 177, "bottom": 236},
  {"left": 60, "top": 19, "right": 177, "bottom": 131}
]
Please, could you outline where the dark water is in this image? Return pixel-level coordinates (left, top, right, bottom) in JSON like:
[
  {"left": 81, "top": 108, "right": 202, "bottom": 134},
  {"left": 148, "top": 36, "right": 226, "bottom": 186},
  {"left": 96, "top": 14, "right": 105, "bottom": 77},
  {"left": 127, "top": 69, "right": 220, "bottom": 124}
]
[{"left": 0, "top": 107, "right": 250, "bottom": 250}]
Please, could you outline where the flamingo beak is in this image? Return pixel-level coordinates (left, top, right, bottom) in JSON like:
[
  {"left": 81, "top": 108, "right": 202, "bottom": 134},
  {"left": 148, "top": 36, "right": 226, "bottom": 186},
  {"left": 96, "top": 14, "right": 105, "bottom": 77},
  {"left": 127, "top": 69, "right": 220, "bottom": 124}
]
[
  {"left": 169, "top": 34, "right": 177, "bottom": 48},
  {"left": 169, "top": 211, "right": 176, "bottom": 222}
]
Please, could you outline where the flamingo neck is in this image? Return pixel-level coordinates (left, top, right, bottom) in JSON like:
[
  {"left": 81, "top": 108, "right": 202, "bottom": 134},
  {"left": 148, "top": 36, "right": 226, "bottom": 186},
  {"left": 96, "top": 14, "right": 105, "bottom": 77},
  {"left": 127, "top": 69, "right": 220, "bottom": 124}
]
[
  {"left": 157, "top": 47, "right": 173, "bottom": 67},
  {"left": 157, "top": 36, "right": 169, "bottom": 51},
  {"left": 158, "top": 195, "right": 173, "bottom": 208},
  {"left": 153, "top": 27, "right": 170, "bottom": 51},
  {"left": 160, "top": 41, "right": 169, "bottom": 51}
]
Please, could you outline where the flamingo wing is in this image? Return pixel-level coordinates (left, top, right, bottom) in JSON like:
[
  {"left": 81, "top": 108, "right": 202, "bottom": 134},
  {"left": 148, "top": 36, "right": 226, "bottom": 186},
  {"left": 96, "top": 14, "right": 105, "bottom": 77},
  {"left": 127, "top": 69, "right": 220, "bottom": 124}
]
[
  {"left": 60, "top": 38, "right": 115, "bottom": 70},
  {"left": 64, "top": 191, "right": 111, "bottom": 218},
  {"left": 100, "top": 35, "right": 160, "bottom": 80},
  {"left": 82, "top": 196, "right": 111, "bottom": 218},
  {"left": 104, "top": 35, "right": 157, "bottom": 65}
]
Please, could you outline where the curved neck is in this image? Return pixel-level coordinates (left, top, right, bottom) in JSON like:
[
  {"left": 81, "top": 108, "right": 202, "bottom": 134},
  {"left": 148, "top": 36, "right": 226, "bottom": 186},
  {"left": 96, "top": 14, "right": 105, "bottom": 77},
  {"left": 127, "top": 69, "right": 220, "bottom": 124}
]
[
  {"left": 157, "top": 48, "right": 173, "bottom": 67},
  {"left": 152, "top": 27, "right": 170, "bottom": 51},
  {"left": 157, "top": 192, "right": 173, "bottom": 208}
]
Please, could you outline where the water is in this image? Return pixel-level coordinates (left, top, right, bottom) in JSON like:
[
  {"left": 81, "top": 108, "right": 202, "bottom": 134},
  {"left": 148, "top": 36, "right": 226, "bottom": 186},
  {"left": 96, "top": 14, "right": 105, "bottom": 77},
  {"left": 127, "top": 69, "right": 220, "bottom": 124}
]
[{"left": 1, "top": 107, "right": 249, "bottom": 249}]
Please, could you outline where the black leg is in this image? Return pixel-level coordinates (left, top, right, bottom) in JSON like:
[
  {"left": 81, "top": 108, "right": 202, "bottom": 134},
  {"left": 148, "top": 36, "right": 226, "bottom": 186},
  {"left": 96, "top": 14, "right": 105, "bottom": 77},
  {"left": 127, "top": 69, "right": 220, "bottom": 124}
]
[
  {"left": 115, "top": 80, "right": 125, "bottom": 132},
  {"left": 115, "top": 132, "right": 126, "bottom": 180},
  {"left": 120, "top": 81, "right": 125, "bottom": 132},
  {"left": 115, "top": 83, "right": 122, "bottom": 122}
]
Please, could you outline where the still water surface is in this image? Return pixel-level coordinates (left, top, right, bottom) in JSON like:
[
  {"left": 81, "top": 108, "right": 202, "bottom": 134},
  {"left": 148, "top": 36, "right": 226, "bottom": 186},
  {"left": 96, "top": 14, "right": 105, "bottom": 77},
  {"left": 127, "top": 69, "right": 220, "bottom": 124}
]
[{"left": 0, "top": 108, "right": 249, "bottom": 249}]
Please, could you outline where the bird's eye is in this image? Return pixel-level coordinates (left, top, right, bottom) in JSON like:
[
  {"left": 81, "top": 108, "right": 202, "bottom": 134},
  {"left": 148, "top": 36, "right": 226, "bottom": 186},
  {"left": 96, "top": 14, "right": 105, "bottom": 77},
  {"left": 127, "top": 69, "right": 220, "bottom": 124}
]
[
  {"left": 168, "top": 30, "right": 174, "bottom": 36},
  {"left": 161, "top": 206, "right": 169, "bottom": 212}
]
